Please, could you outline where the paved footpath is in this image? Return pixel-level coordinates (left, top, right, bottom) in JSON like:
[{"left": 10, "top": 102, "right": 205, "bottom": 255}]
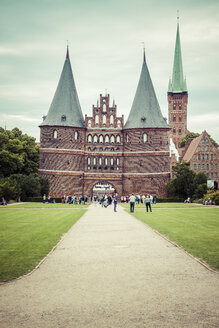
[{"left": 0, "top": 204, "right": 219, "bottom": 328}]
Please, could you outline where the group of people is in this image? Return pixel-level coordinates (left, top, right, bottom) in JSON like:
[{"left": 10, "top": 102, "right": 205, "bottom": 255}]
[{"left": 129, "top": 194, "right": 153, "bottom": 213}]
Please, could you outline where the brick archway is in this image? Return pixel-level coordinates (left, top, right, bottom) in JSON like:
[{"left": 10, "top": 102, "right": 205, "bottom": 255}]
[{"left": 84, "top": 179, "right": 122, "bottom": 197}]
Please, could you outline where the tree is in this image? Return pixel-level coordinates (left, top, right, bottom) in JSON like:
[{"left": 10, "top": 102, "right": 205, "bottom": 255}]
[
  {"left": 179, "top": 132, "right": 200, "bottom": 148},
  {"left": 166, "top": 161, "right": 208, "bottom": 200},
  {"left": 0, "top": 177, "right": 21, "bottom": 201},
  {"left": 0, "top": 127, "right": 39, "bottom": 178}
]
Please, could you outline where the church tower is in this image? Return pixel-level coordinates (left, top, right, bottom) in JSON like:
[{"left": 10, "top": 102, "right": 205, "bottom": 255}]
[
  {"left": 168, "top": 19, "right": 188, "bottom": 151},
  {"left": 39, "top": 46, "right": 86, "bottom": 196}
]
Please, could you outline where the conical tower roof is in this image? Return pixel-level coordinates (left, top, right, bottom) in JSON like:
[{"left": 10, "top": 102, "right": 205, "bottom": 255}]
[
  {"left": 168, "top": 21, "right": 187, "bottom": 93},
  {"left": 124, "top": 50, "right": 169, "bottom": 129},
  {"left": 40, "top": 47, "right": 85, "bottom": 128}
]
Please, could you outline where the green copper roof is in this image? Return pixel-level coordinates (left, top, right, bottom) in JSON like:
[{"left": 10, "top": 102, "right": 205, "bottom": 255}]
[
  {"left": 124, "top": 51, "right": 169, "bottom": 129},
  {"left": 40, "top": 47, "right": 85, "bottom": 128},
  {"left": 168, "top": 22, "right": 187, "bottom": 93}
]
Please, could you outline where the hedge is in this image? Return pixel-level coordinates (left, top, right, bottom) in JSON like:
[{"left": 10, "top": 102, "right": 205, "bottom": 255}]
[{"left": 26, "top": 197, "right": 62, "bottom": 203}]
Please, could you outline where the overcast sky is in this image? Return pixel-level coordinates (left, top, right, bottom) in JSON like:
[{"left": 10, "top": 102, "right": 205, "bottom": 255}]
[{"left": 0, "top": 0, "right": 219, "bottom": 143}]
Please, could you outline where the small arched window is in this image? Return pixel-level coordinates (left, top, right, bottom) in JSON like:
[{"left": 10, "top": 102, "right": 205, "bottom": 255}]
[
  {"left": 173, "top": 116, "right": 176, "bottom": 122},
  {"left": 126, "top": 133, "right": 129, "bottom": 142},
  {"left": 99, "top": 157, "right": 102, "bottom": 165},
  {"left": 117, "top": 120, "right": 121, "bottom": 128},
  {"left": 93, "top": 157, "right": 96, "bottom": 165},
  {"left": 88, "top": 135, "right": 92, "bottom": 143},
  {"left": 61, "top": 115, "right": 66, "bottom": 122},
  {"left": 110, "top": 158, "right": 114, "bottom": 165},
  {"left": 116, "top": 135, "right": 121, "bottom": 143},
  {"left": 99, "top": 135, "right": 103, "bottom": 143},
  {"left": 110, "top": 135, "right": 115, "bottom": 143},
  {"left": 173, "top": 128, "right": 176, "bottom": 134},
  {"left": 110, "top": 115, "right": 114, "bottom": 125},
  {"left": 117, "top": 158, "right": 119, "bottom": 166},
  {"left": 179, "top": 128, "right": 182, "bottom": 135},
  {"left": 105, "top": 158, "right": 108, "bottom": 166},
  {"left": 105, "top": 135, "right": 109, "bottom": 143},
  {"left": 102, "top": 115, "right": 106, "bottom": 125},
  {"left": 143, "top": 133, "right": 147, "bottom": 143},
  {"left": 93, "top": 135, "right": 98, "bottom": 143},
  {"left": 95, "top": 115, "right": 99, "bottom": 125},
  {"left": 74, "top": 131, "right": 79, "bottom": 140},
  {"left": 88, "top": 120, "right": 91, "bottom": 127},
  {"left": 179, "top": 116, "right": 182, "bottom": 122},
  {"left": 53, "top": 130, "right": 58, "bottom": 139}
]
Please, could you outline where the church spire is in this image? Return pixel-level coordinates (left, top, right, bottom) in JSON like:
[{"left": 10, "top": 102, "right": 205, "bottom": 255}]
[
  {"left": 40, "top": 46, "right": 85, "bottom": 128},
  {"left": 124, "top": 50, "right": 169, "bottom": 129},
  {"left": 168, "top": 18, "right": 187, "bottom": 93}
]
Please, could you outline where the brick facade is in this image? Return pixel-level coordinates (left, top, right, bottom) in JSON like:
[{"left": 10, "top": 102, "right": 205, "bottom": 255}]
[{"left": 39, "top": 94, "right": 170, "bottom": 197}]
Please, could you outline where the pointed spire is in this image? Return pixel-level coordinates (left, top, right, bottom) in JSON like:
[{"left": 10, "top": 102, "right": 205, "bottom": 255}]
[
  {"left": 40, "top": 47, "right": 85, "bottom": 128},
  {"left": 124, "top": 52, "right": 169, "bottom": 129},
  {"left": 169, "top": 17, "right": 187, "bottom": 93}
]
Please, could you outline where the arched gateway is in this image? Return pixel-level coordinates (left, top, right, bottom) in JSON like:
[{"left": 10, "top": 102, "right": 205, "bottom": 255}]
[{"left": 39, "top": 47, "right": 170, "bottom": 198}]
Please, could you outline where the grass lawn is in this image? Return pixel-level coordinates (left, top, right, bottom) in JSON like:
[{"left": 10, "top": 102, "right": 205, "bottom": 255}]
[
  {"left": 0, "top": 208, "right": 86, "bottom": 282},
  {"left": 121, "top": 202, "right": 205, "bottom": 208},
  {"left": 127, "top": 208, "right": 219, "bottom": 270},
  {"left": 8, "top": 202, "right": 89, "bottom": 208}
]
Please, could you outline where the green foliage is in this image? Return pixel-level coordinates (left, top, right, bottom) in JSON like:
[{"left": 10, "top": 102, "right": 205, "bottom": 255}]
[
  {"left": 156, "top": 197, "right": 184, "bottom": 203},
  {"left": 0, "top": 177, "right": 21, "bottom": 201},
  {"left": 166, "top": 161, "right": 207, "bottom": 200},
  {"left": 203, "top": 190, "right": 219, "bottom": 204},
  {"left": 0, "top": 127, "right": 39, "bottom": 178},
  {"left": 214, "top": 195, "right": 219, "bottom": 205},
  {"left": 40, "top": 177, "right": 50, "bottom": 196},
  {"left": 179, "top": 132, "right": 200, "bottom": 148}
]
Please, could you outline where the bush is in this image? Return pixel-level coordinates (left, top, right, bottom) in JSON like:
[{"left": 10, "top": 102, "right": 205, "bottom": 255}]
[
  {"left": 26, "top": 196, "right": 62, "bottom": 203},
  {"left": 214, "top": 195, "right": 219, "bottom": 205}
]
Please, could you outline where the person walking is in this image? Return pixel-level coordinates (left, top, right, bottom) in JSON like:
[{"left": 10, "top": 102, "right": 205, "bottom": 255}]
[
  {"left": 129, "top": 193, "right": 136, "bottom": 212},
  {"left": 113, "top": 193, "right": 118, "bottom": 212},
  {"left": 145, "top": 194, "right": 152, "bottom": 212}
]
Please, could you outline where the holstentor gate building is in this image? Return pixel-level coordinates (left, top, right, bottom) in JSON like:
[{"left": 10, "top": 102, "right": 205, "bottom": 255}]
[{"left": 39, "top": 21, "right": 190, "bottom": 198}]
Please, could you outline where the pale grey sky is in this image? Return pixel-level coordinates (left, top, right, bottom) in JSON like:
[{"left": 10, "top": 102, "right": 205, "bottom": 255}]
[{"left": 0, "top": 0, "right": 219, "bottom": 142}]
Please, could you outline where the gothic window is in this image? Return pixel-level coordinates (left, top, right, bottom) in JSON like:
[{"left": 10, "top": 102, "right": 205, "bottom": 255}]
[
  {"left": 88, "top": 134, "right": 92, "bottom": 143},
  {"left": 202, "top": 139, "right": 205, "bottom": 144},
  {"left": 202, "top": 164, "right": 205, "bottom": 170},
  {"left": 202, "top": 146, "right": 204, "bottom": 151},
  {"left": 173, "top": 128, "right": 176, "bottom": 134},
  {"left": 173, "top": 104, "right": 176, "bottom": 110},
  {"left": 211, "top": 164, "right": 213, "bottom": 170},
  {"left": 198, "top": 164, "right": 200, "bottom": 170},
  {"left": 61, "top": 115, "right": 66, "bottom": 122},
  {"left": 110, "top": 115, "right": 114, "bottom": 125},
  {"left": 105, "top": 158, "right": 108, "bottom": 166},
  {"left": 179, "top": 128, "right": 182, "bottom": 135},
  {"left": 105, "top": 135, "right": 109, "bottom": 143},
  {"left": 173, "top": 116, "right": 176, "bottom": 122},
  {"left": 99, "top": 157, "right": 102, "bottom": 165},
  {"left": 111, "top": 148, "right": 114, "bottom": 151},
  {"left": 102, "top": 115, "right": 106, "bottom": 125},
  {"left": 207, "top": 164, "right": 209, "bottom": 170},
  {"left": 215, "top": 164, "right": 218, "bottom": 170},
  {"left": 143, "top": 133, "right": 147, "bottom": 143},
  {"left": 99, "top": 147, "right": 103, "bottom": 151},
  {"left": 215, "top": 173, "right": 218, "bottom": 178},
  {"left": 93, "top": 157, "right": 96, "bottom": 165},
  {"left": 179, "top": 105, "right": 181, "bottom": 110},
  {"left": 53, "top": 130, "right": 58, "bottom": 139},
  {"left": 95, "top": 115, "right": 99, "bottom": 125},
  {"left": 116, "top": 147, "right": 120, "bottom": 151},
  {"left": 110, "top": 135, "right": 115, "bottom": 144},
  {"left": 202, "top": 154, "right": 205, "bottom": 160},
  {"left": 206, "top": 154, "right": 209, "bottom": 160},
  {"left": 211, "top": 173, "right": 213, "bottom": 178},
  {"left": 206, "top": 146, "right": 209, "bottom": 151},
  {"left": 93, "top": 147, "right": 97, "bottom": 151},
  {"left": 194, "top": 164, "right": 196, "bottom": 170},
  {"left": 74, "top": 131, "right": 79, "bottom": 140},
  {"left": 110, "top": 158, "right": 114, "bottom": 165},
  {"left": 206, "top": 139, "right": 209, "bottom": 144},
  {"left": 88, "top": 120, "right": 91, "bottom": 127},
  {"left": 126, "top": 133, "right": 129, "bottom": 142},
  {"left": 105, "top": 147, "right": 109, "bottom": 151},
  {"left": 99, "top": 135, "right": 103, "bottom": 143},
  {"left": 103, "top": 104, "right": 107, "bottom": 112},
  {"left": 88, "top": 147, "right": 91, "bottom": 151},
  {"left": 93, "top": 135, "right": 98, "bottom": 143},
  {"left": 198, "top": 154, "right": 200, "bottom": 160},
  {"left": 179, "top": 116, "right": 182, "bottom": 122},
  {"left": 211, "top": 154, "right": 213, "bottom": 160},
  {"left": 87, "top": 157, "right": 91, "bottom": 165},
  {"left": 116, "top": 135, "right": 121, "bottom": 143},
  {"left": 117, "top": 158, "right": 119, "bottom": 166},
  {"left": 117, "top": 120, "right": 121, "bottom": 128}
]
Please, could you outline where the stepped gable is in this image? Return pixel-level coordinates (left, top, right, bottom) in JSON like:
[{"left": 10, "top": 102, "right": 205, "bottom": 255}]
[
  {"left": 40, "top": 46, "right": 85, "bottom": 128},
  {"left": 124, "top": 49, "right": 169, "bottom": 129},
  {"left": 168, "top": 20, "right": 187, "bottom": 93}
]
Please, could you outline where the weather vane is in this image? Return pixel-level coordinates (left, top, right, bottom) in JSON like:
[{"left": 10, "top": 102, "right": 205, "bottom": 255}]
[
  {"left": 177, "top": 10, "right": 179, "bottom": 21},
  {"left": 141, "top": 41, "right": 145, "bottom": 50}
]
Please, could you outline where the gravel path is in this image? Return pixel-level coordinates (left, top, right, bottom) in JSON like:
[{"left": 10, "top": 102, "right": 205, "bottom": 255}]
[{"left": 0, "top": 204, "right": 218, "bottom": 327}]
